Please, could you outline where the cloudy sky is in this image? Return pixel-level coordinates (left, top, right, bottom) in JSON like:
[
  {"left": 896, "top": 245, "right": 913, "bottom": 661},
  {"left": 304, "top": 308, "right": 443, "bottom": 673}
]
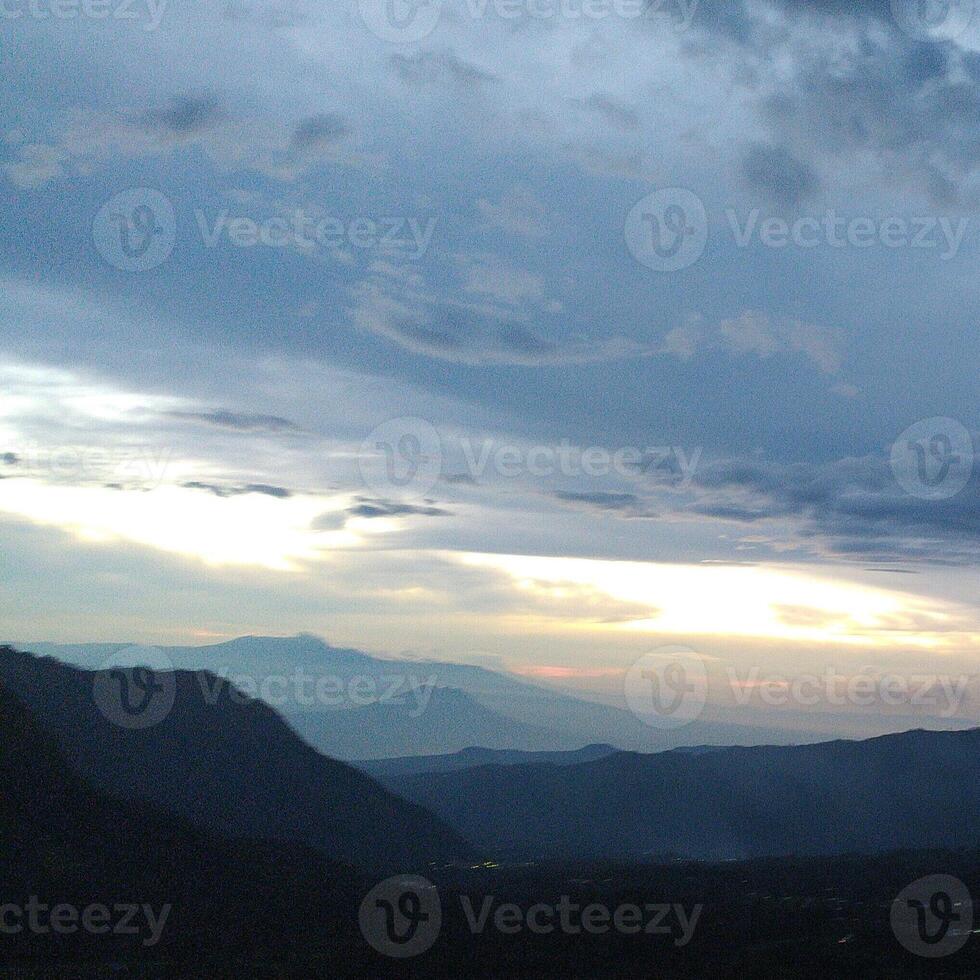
[{"left": 2, "top": 0, "right": 980, "bottom": 723}]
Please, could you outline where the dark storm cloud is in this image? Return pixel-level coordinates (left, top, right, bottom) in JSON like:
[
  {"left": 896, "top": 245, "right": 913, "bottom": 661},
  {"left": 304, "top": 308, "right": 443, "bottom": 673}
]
[
  {"left": 346, "top": 497, "right": 452, "bottom": 518},
  {"left": 182, "top": 481, "right": 294, "bottom": 499},
  {"left": 553, "top": 491, "right": 658, "bottom": 519},
  {"left": 689, "top": 0, "right": 980, "bottom": 205},
  {"left": 687, "top": 452, "right": 980, "bottom": 563},
  {"left": 495, "top": 325, "right": 558, "bottom": 359},
  {"left": 164, "top": 411, "right": 302, "bottom": 433},
  {"left": 695, "top": 0, "right": 894, "bottom": 40},
  {"left": 390, "top": 50, "right": 498, "bottom": 87},
  {"left": 740, "top": 143, "right": 819, "bottom": 208},
  {"left": 571, "top": 93, "right": 639, "bottom": 131},
  {"left": 138, "top": 94, "right": 224, "bottom": 139},
  {"left": 291, "top": 113, "right": 350, "bottom": 151}
]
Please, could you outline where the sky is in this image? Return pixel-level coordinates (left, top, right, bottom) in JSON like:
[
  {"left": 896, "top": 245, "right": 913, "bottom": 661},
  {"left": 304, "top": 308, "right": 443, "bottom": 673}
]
[{"left": 1, "top": 0, "right": 980, "bottom": 725}]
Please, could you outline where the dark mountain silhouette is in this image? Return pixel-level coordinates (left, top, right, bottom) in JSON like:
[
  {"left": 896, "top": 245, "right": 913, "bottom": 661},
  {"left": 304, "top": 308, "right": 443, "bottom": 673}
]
[
  {"left": 0, "top": 646, "right": 474, "bottom": 874},
  {"left": 359, "top": 743, "right": 619, "bottom": 783},
  {"left": 5, "top": 664, "right": 980, "bottom": 977},
  {"left": 5, "top": 643, "right": 980, "bottom": 978},
  {"left": 383, "top": 728, "right": 980, "bottom": 862},
  {"left": 0, "top": 679, "right": 368, "bottom": 970}
]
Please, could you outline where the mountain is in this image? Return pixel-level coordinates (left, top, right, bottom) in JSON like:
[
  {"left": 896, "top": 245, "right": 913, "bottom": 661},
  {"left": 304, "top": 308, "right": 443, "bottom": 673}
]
[
  {"left": 358, "top": 743, "right": 619, "bottom": 782},
  {"left": 20, "top": 634, "right": 813, "bottom": 757},
  {"left": 380, "top": 728, "right": 980, "bottom": 863},
  {"left": 0, "top": 679, "right": 368, "bottom": 970},
  {"left": 9, "top": 680, "right": 978, "bottom": 978},
  {"left": 0, "top": 646, "right": 474, "bottom": 874},
  {"left": 292, "top": 686, "right": 559, "bottom": 759}
]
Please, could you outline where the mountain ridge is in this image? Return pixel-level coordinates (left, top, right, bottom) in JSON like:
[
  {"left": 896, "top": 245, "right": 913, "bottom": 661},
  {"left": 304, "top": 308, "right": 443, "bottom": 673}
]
[
  {"left": 0, "top": 645, "right": 476, "bottom": 874},
  {"left": 382, "top": 726, "right": 980, "bottom": 863},
  {"left": 17, "top": 633, "right": 863, "bottom": 756}
]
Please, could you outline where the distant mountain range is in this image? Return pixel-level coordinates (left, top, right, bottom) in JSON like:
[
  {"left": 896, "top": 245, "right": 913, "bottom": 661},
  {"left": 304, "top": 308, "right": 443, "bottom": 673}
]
[
  {"left": 5, "top": 660, "right": 979, "bottom": 977},
  {"left": 6, "top": 636, "right": 980, "bottom": 976},
  {"left": 296, "top": 685, "right": 558, "bottom": 759},
  {"left": 7, "top": 637, "right": 980, "bottom": 869},
  {"left": 18, "top": 634, "right": 817, "bottom": 758},
  {"left": 0, "top": 645, "right": 473, "bottom": 873},
  {"left": 382, "top": 728, "right": 980, "bottom": 863},
  {"left": 358, "top": 742, "right": 619, "bottom": 783}
]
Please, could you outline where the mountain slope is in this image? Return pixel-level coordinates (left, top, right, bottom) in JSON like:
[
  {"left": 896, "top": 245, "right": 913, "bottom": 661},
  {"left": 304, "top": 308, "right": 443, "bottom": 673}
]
[
  {"left": 383, "top": 728, "right": 980, "bottom": 862},
  {"left": 0, "top": 680, "right": 367, "bottom": 969},
  {"left": 0, "top": 646, "right": 475, "bottom": 874}
]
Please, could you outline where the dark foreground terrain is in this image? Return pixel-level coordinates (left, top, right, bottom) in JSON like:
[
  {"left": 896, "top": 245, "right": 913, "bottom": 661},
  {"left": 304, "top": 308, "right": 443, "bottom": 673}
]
[
  {"left": 2, "top": 645, "right": 978, "bottom": 977},
  {"left": 2, "top": 849, "right": 980, "bottom": 977}
]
